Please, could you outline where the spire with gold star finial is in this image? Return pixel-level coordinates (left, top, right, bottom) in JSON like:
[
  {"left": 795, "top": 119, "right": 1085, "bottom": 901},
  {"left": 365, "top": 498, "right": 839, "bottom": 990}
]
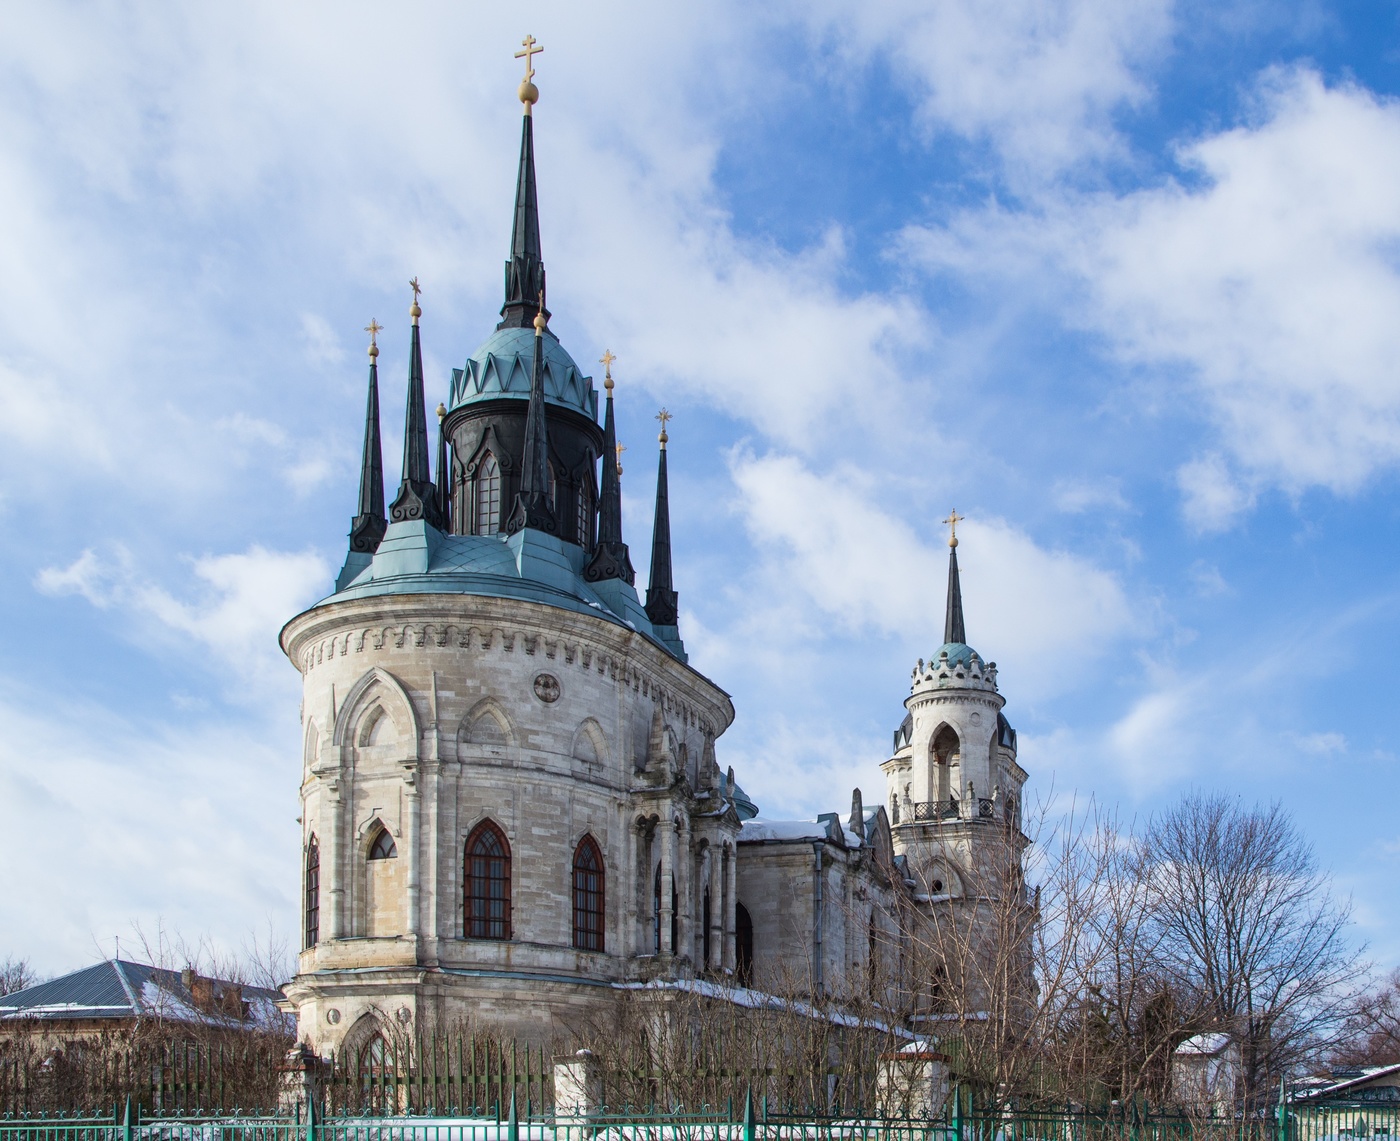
[
  {"left": 348, "top": 319, "right": 388, "bottom": 554},
  {"left": 585, "top": 351, "right": 635, "bottom": 585},
  {"left": 942, "top": 509, "right": 967, "bottom": 645},
  {"left": 645, "top": 408, "right": 679, "bottom": 629},
  {"left": 500, "top": 37, "right": 547, "bottom": 331}
]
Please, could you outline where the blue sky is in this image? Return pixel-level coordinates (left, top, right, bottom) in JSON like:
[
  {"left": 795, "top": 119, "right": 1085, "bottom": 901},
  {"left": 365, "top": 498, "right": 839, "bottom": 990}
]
[{"left": 2, "top": 1, "right": 1400, "bottom": 975}]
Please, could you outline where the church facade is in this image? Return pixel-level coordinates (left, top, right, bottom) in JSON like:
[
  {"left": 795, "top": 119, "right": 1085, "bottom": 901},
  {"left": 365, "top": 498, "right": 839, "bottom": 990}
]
[{"left": 279, "top": 50, "right": 1028, "bottom": 1056}]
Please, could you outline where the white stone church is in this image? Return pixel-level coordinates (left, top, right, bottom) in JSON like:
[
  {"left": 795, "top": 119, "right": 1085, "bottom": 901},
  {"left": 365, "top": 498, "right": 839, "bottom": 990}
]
[{"left": 280, "top": 50, "right": 1028, "bottom": 1057}]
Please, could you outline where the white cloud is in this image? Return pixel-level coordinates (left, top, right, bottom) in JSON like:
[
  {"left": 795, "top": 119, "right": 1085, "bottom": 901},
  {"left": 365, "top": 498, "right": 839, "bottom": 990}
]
[
  {"left": 797, "top": 0, "right": 1173, "bottom": 178},
  {"left": 1076, "top": 70, "right": 1400, "bottom": 497},
  {"left": 1177, "top": 453, "right": 1256, "bottom": 532},
  {"left": 37, "top": 545, "right": 329, "bottom": 691},
  {"left": 1053, "top": 477, "right": 1131, "bottom": 514},
  {"left": 728, "top": 450, "right": 1138, "bottom": 697}
]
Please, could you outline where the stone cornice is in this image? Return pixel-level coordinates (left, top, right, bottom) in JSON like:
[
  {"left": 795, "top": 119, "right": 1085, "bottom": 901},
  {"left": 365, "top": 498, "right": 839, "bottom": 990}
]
[{"left": 281, "top": 593, "right": 733, "bottom": 740}]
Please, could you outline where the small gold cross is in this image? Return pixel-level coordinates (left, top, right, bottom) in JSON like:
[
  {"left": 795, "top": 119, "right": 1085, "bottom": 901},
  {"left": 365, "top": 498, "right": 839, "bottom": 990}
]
[
  {"left": 943, "top": 509, "right": 964, "bottom": 548},
  {"left": 615, "top": 442, "right": 626, "bottom": 476},
  {"left": 655, "top": 408, "right": 672, "bottom": 429},
  {"left": 364, "top": 319, "right": 383, "bottom": 347},
  {"left": 515, "top": 35, "right": 543, "bottom": 82},
  {"left": 409, "top": 277, "right": 422, "bottom": 303}
]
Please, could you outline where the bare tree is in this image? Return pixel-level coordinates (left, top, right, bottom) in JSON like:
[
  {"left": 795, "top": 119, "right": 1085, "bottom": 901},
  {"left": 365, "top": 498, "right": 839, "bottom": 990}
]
[
  {"left": 0, "top": 956, "right": 38, "bottom": 996},
  {"left": 1142, "top": 793, "right": 1363, "bottom": 1113},
  {"left": 1332, "top": 969, "right": 1400, "bottom": 1066}
]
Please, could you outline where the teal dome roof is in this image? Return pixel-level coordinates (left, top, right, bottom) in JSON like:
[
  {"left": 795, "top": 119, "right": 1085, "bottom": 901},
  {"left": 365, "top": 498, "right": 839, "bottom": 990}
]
[
  {"left": 936, "top": 642, "right": 978, "bottom": 667},
  {"left": 732, "top": 781, "right": 759, "bottom": 820},
  {"left": 450, "top": 325, "right": 597, "bottom": 419}
]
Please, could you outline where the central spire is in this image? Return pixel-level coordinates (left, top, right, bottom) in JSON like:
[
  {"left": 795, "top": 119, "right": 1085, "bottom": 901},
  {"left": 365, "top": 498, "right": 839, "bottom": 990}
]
[
  {"left": 499, "top": 36, "right": 547, "bottom": 332},
  {"left": 943, "top": 509, "right": 967, "bottom": 645}
]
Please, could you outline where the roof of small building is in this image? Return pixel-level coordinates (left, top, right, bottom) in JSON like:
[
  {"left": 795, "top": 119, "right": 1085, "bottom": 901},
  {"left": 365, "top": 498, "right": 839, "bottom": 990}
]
[
  {"left": 450, "top": 325, "right": 597, "bottom": 419},
  {"left": 1292, "top": 1063, "right": 1400, "bottom": 1100},
  {"left": 1176, "top": 1032, "right": 1234, "bottom": 1057},
  {"left": 0, "top": 959, "right": 290, "bottom": 1032}
]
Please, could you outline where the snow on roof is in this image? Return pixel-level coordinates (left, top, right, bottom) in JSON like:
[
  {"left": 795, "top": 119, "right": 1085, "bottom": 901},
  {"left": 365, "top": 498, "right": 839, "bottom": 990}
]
[
  {"left": 614, "top": 977, "right": 913, "bottom": 1037},
  {"left": 1176, "top": 1032, "right": 1233, "bottom": 1057},
  {"left": 740, "top": 818, "right": 863, "bottom": 848},
  {"left": 1293, "top": 1063, "right": 1400, "bottom": 1100},
  {"left": 0, "top": 959, "right": 290, "bottom": 1033}
]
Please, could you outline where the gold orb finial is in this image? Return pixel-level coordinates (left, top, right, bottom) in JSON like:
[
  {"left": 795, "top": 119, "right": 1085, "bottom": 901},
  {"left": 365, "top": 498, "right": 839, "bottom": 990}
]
[
  {"left": 436, "top": 402, "right": 447, "bottom": 422},
  {"left": 515, "top": 35, "right": 543, "bottom": 111},
  {"left": 615, "top": 442, "right": 626, "bottom": 476},
  {"left": 533, "top": 289, "right": 547, "bottom": 334},
  {"left": 365, "top": 319, "right": 383, "bottom": 359},
  {"left": 943, "top": 509, "right": 964, "bottom": 548},
  {"left": 656, "top": 408, "right": 671, "bottom": 448},
  {"left": 599, "top": 349, "right": 616, "bottom": 392},
  {"left": 409, "top": 277, "right": 422, "bottom": 323}
]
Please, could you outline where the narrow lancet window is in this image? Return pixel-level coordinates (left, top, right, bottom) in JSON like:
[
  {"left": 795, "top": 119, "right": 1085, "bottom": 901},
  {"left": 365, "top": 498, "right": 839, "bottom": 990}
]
[
  {"left": 304, "top": 837, "right": 320, "bottom": 948},
  {"left": 572, "top": 835, "right": 604, "bottom": 952},
  {"left": 576, "top": 479, "right": 592, "bottom": 548},
  {"left": 474, "top": 453, "right": 501, "bottom": 535},
  {"left": 465, "top": 820, "right": 511, "bottom": 939}
]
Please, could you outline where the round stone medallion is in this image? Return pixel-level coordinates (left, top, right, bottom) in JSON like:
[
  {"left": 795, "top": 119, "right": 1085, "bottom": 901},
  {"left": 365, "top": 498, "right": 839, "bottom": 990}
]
[
  {"left": 326, "top": 1008, "right": 341, "bottom": 1025},
  {"left": 533, "top": 673, "right": 561, "bottom": 703}
]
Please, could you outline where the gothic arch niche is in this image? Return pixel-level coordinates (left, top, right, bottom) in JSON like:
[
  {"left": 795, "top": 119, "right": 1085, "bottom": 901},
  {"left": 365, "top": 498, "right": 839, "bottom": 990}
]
[
  {"left": 570, "top": 718, "right": 607, "bottom": 768},
  {"left": 360, "top": 818, "right": 405, "bottom": 938},
  {"left": 458, "top": 698, "right": 515, "bottom": 760},
  {"left": 921, "top": 858, "right": 964, "bottom": 899},
  {"left": 930, "top": 723, "right": 960, "bottom": 804},
  {"left": 334, "top": 668, "right": 420, "bottom": 769},
  {"left": 304, "top": 721, "right": 321, "bottom": 770}
]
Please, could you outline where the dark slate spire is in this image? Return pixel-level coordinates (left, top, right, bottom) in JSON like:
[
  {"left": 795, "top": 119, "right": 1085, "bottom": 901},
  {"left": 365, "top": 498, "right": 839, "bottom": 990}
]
[
  {"left": 943, "top": 509, "right": 966, "bottom": 645},
  {"left": 505, "top": 298, "right": 557, "bottom": 534},
  {"left": 585, "top": 351, "right": 635, "bottom": 585},
  {"left": 348, "top": 321, "right": 387, "bottom": 554},
  {"left": 389, "top": 280, "right": 441, "bottom": 527},
  {"left": 435, "top": 402, "right": 451, "bottom": 532},
  {"left": 499, "top": 39, "right": 548, "bottom": 332},
  {"left": 644, "top": 410, "right": 678, "bottom": 627}
]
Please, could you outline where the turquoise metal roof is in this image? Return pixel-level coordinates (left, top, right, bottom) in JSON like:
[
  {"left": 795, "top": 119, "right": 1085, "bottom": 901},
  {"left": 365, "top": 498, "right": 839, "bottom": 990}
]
[
  {"left": 935, "top": 641, "right": 978, "bottom": 667},
  {"left": 450, "top": 325, "right": 597, "bottom": 419},
  {"left": 329, "top": 520, "right": 687, "bottom": 663}
]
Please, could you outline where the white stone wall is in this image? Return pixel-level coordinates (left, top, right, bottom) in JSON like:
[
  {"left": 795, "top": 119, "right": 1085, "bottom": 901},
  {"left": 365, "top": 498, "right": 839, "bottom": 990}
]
[{"left": 282, "top": 592, "right": 737, "bottom": 1051}]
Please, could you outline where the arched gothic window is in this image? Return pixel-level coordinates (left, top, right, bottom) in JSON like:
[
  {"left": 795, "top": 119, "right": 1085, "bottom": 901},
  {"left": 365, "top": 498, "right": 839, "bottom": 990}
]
[
  {"left": 464, "top": 820, "right": 511, "bottom": 939},
  {"left": 571, "top": 835, "right": 604, "bottom": 952},
  {"left": 735, "top": 902, "right": 754, "bottom": 985},
  {"left": 474, "top": 453, "right": 501, "bottom": 535},
  {"left": 368, "top": 827, "right": 397, "bottom": 860},
  {"left": 304, "top": 837, "right": 320, "bottom": 949}
]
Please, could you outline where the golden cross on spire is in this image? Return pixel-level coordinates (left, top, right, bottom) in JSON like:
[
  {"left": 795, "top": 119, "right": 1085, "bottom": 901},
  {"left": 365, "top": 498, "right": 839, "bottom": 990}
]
[
  {"left": 515, "top": 34, "right": 543, "bottom": 81},
  {"left": 408, "top": 277, "right": 422, "bottom": 324},
  {"left": 656, "top": 408, "right": 671, "bottom": 448},
  {"left": 599, "top": 349, "right": 616, "bottom": 392},
  {"left": 364, "top": 319, "right": 383, "bottom": 357},
  {"left": 615, "top": 442, "right": 626, "bottom": 476},
  {"left": 942, "top": 509, "right": 964, "bottom": 549},
  {"left": 534, "top": 289, "right": 547, "bottom": 334},
  {"left": 515, "top": 35, "right": 543, "bottom": 110}
]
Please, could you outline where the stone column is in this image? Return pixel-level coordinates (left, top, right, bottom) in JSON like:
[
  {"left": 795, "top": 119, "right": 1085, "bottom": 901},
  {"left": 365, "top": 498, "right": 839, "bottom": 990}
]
[
  {"left": 554, "top": 1049, "right": 602, "bottom": 1124},
  {"left": 676, "top": 818, "right": 692, "bottom": 964},
  {"left": 405, "top": 777, "right": 421, "bottom": 941},
  {"left": 724, "top": 841, "right": 738, "bottom": 972},
  {"left": 328, "top": 785, "right": 347, "bottom": 939},
  {"left": 708, "top": 844, "right": 723, "bottom": 972},
  {"left": 659, "top": 815, "right": 675, "bottom": 957}
]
